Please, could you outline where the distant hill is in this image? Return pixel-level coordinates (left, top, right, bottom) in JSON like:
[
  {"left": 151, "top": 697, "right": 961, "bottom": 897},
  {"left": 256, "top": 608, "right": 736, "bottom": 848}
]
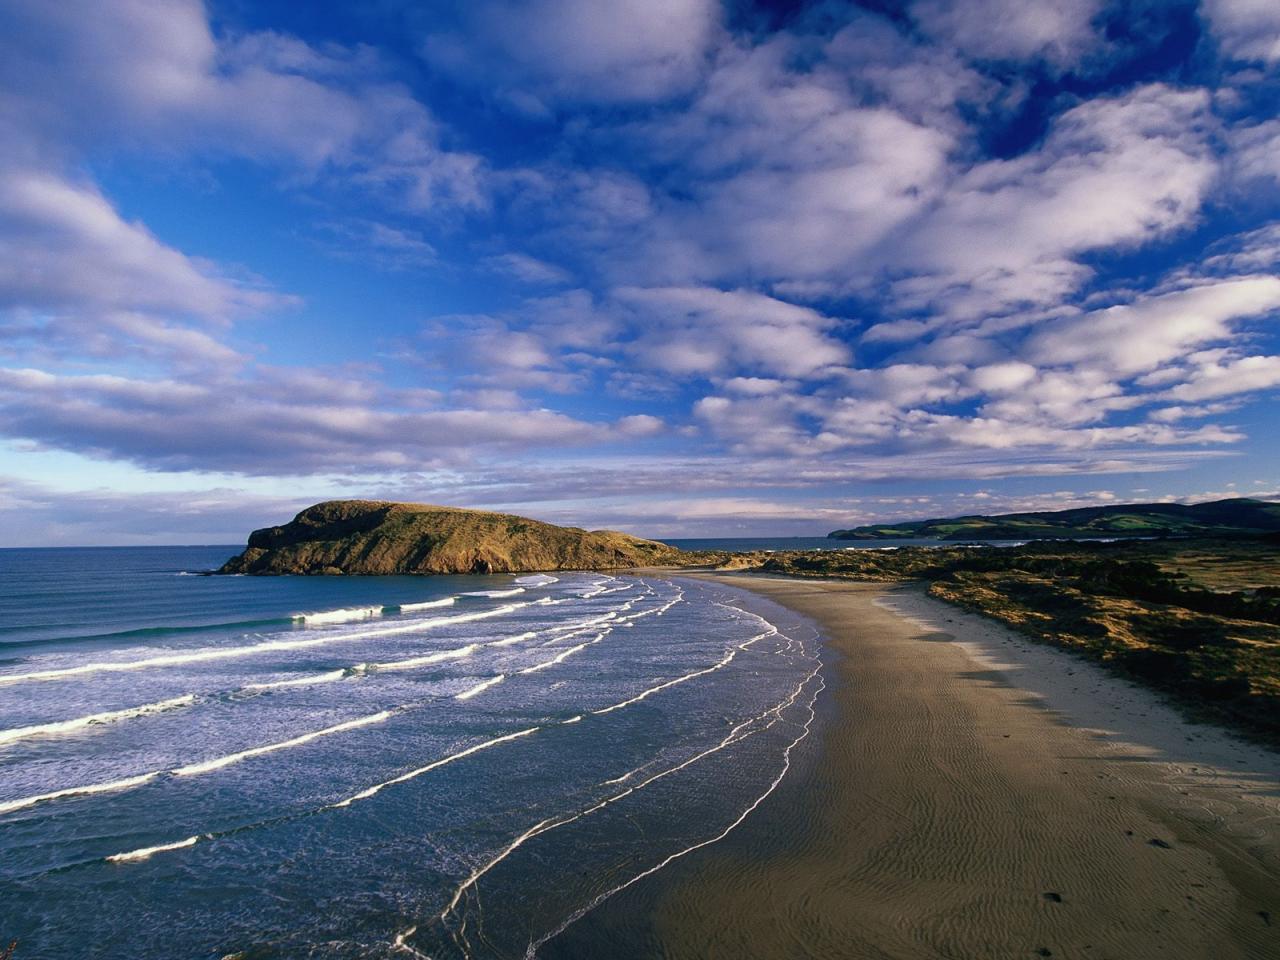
[
  {"left": 828, "top": 498, "right": 1280, "bottom": 541},
  {"left": 219, "top": 500, "right": 680, "bottom": 575}
]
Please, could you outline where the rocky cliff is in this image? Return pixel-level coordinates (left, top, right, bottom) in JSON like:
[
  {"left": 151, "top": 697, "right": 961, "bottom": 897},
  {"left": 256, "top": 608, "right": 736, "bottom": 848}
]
[{"left": 217, "top": 500, "right": 681, "bottom": 575}]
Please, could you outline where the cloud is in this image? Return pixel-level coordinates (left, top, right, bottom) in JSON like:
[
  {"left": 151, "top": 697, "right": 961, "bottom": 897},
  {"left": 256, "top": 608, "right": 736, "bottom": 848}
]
[
  {"left": 0, "top": 172, "right": 268, "bottom": 319},
  {"left": 484, "top": 253, "right": 573, "bottom": 285},
  {"left": 420, "top": 0, "right": 721, "bottom": 108},
  {"left": 0, "top": 0, "right": 485, "bottom": 210},
  {"left": 0, "top": 366, "right": 647, "bottom": 475},
  {"left": 1202, "top": 0, "right": 1280, "bottom": 62},
  {"left": 1168, "top": 355, "right": 1280, "bottom": 401},
  {"left": 1025, "top": 276, "right": 1280, "bottom": 377},
  {"left": 885, "top": 84, "right": 1218, "bottom": 318},
  {"left": 912, "top": 0, "right": 1103, "bottom": 66},
  {"left": 0, "top": 170, "right": 287, "bottom": 370},
  {"left": 615, "top": 287, "right": 850, "bottom": 379}
]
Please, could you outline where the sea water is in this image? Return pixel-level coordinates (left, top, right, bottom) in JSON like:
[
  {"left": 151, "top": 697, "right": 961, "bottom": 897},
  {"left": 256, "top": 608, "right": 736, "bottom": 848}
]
[{"left": 0, "top": 547, "right": 822, "bottom": 958}]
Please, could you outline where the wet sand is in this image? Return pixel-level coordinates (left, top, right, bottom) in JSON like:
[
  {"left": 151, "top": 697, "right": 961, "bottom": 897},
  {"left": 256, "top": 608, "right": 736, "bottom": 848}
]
[{"left": 544, "top": 574, "right": 1280, "bottom": 960}]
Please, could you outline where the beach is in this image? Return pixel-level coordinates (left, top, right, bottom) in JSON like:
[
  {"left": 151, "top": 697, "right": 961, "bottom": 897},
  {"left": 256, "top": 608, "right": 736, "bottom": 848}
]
[{"left": 545, "top": 573, "right": 1280, "bottom": 959}]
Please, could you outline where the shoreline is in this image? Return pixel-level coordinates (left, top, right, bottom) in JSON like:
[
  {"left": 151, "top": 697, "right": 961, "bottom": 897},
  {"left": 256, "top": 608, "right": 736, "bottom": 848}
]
[{"left": 545, "top": 572, "right": 1280, "bottom": 959}]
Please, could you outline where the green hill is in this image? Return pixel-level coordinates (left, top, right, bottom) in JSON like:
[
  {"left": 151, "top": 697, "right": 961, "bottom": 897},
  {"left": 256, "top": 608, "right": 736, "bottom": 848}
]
[
  {"left": 218, "top": 500, "right": 680, "bottom": 575},
  {"left": 828, "top": 498, "right": 1280, "bottom": 541}
]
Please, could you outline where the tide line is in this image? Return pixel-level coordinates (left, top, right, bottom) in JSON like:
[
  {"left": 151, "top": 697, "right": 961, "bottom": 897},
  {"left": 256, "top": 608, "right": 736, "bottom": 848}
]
[
  {"left": 0, "top": 707, "right": 398, "bottom": 815},
  {"left": 327, "top": 726, "right": 541, "bottom": 809},
  {"left": 455, "top": 674, "right": 505, "bottom": 700},
  {"left": 437, "top": 659, "right": 822, "bottom": 931},
  {"left": 0, "top": 603, "right": 528, "bottom": 686},
  {"left": 0, "top": 694, "right": 197, "bottom": 747}
]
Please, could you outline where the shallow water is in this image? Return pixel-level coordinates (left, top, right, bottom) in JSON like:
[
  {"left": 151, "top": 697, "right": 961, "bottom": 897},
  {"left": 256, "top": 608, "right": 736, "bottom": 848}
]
[{"left": 0, "top": 548, "right": 821, "bottom": 958}]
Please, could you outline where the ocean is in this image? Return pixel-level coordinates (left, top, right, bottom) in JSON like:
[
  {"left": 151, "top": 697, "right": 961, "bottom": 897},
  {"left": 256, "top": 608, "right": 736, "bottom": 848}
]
[{"left": 0, "top": 547, "right": 822, "bottom": 958}]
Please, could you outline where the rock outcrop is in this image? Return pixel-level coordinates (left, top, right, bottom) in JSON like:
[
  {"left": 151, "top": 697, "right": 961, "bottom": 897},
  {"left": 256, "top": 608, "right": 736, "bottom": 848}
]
[{"left": 217, "top": 500, "right": 681, "bottom": 575}]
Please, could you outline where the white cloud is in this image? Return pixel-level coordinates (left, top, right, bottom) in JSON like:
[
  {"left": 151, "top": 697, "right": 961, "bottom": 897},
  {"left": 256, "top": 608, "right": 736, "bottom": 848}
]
[
  {"left": 615, "top": 286, "right": 850, "bottom": 380},
  {"left": 913, "top": 0, "right": 1103, "bottom": 66},
  {"left": 889, "top": 84, "right": 1218, "bottom": 317},
  {"left": 0, "top": 172, "right": 264, "bottom": 319},
  {"left": 0, "top": 366, "right": 637, "bottom": 475},
  {"left": 1169, "top": 355, "right": 1280, "bottom": 401},
  {"left": 0, "top": 0, "right": 485, "bottom": 210},
  {"left": 1026, "top": 276, "right": 1280, "bottom": 377},
  {"left": 421, "top": 0, "right": 720, "bottom": 107},
  {"left": 1202, "top": 0, "right": 1280, "bottom": 62}
]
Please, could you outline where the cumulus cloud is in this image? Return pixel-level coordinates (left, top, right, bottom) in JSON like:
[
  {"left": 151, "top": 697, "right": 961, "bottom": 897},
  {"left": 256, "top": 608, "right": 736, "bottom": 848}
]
[
  {"left": 0, "top": 366, "right": 650, "bottom": 475},
  {"left": 912, "top": 0, "right": 1103, "bottom": 66},
  {"left": 885, "top": 84, "right": 1218, "bottom": 318},
  {"left": 0, "top": 171, "right": 272, "bottom": 319},
  {"left": 1202, "top": 0, "right": 1280, "bottom": 62},
  {"left": 0, "top": 0, "right": 485, "bottom": 209},
  {"left": 420, "top": 0, "right": 721, "bottom": 108},
  {"left": 1026, "top": 276, "right": 1280, "bottom": 376}
]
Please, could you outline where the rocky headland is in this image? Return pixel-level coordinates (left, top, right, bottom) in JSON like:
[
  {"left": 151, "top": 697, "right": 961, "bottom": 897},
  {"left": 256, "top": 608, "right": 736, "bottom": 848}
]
[{"left": 217, "top": 499, "right": 681, "bottom": 575}]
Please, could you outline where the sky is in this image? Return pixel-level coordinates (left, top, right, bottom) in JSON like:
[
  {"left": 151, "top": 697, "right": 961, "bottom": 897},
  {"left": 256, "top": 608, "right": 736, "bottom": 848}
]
[{"left": 1, "top": 0, "right": 1279, "bottom": 545}]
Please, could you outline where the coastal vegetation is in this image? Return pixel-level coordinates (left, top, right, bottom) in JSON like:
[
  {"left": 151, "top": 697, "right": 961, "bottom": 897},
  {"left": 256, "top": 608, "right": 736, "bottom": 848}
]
[
  {"left": 741, "top": 537, "right": 1280, "bottom": 746},
  {"left": 218, "top": 500, "right": 680, "bottom": 575},
  {"left": 827, "top": 497, "right": 1280, "bottom": 541}
]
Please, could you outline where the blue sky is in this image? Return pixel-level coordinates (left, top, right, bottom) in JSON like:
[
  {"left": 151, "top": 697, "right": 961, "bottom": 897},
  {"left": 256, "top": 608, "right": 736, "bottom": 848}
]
[{"left": 2, "top": 0, "right": 1279, "bottom": 544}]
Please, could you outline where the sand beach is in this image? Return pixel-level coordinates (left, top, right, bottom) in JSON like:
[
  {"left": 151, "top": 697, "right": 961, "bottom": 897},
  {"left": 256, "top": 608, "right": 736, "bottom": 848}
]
[{"left": 546, "top": 573, "right": 1280, "bottom": 959}]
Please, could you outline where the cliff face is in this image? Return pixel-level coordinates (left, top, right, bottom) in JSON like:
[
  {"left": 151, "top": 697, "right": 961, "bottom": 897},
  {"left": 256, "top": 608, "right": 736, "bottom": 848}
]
[{"left": 217, "top": 500, "right": 681, "bottom": 575}]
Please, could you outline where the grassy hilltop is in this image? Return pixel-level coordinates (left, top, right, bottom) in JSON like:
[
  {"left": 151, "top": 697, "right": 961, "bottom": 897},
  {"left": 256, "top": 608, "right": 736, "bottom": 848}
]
[
  {"left": 219, "top": 500, "right": 680, "bottom": 575},
  {"left": 828, "top": 497, "right": 1280, "bottom": 540}
]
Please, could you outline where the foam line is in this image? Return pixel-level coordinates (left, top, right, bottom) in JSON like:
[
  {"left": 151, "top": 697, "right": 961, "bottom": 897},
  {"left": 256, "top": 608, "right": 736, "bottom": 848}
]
[
  {"left": 0, "top": 694, "right": 197, "bottom": 746},
  {"left": 371, "top": 644, "right": 477, "bottom": 672},
  {"left": 0, "top": 772, "right": 160, "bottom": 815},
  {"left": 0, "top": 603, "right": 527, "bottom": 686},
  {"left": 515, "top": 575, "right": 558, "bottom": 586},
  {"left": 463, "top": 588, "right": 525, "bottom": 598},
  {"left": 106, "top": 835, "right": 200, "bottom": 863},
  {"left": 328, "top": 726, "right": 540, "bottom": 809},
  {"left": 591, "top": 643, "right": 740, "bottom": 716},
  {"left": 242, "top": 668, "right": 351, "bottom": 691},
  {"left": 293, "top": 606, "right": 382, "bottom": 625},
  {"left": 0, "top": 708, "right": 397, "bottom": 815},
  {"left": 397, "top": 598, "right": 456, "bottom": 612},
  {"left": 173, "top": 710, "right": 393, "bottom": 777},
  {"left": 529, "top": 666, "right": 826, "bottom": 955},
  {"left": 455, "top": 675, "right": 505, "bottom": 700},
  {"left": 441, "top": 657, "right": 824, "bottom": 942},
  {"left": 517, "top": 634, "right": 603, "bottom": 675}
]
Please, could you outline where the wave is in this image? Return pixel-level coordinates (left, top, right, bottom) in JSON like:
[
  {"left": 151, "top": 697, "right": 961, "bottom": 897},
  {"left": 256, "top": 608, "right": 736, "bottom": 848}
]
[
  {"left": 463, "top": 588, "right": 525, "bottom": 598},
  {"left": 431, "top": 655, "right": 824, "bottom": 951},
  {"left": 328, "top": 726, "right": 541, "bottom": 809},
  {"left": 0, "top": 694, "right": 197, "bottom": 747},
  {"left": 527, "top": 665, "right": 825, "bottom": 955},
  {"left": 0, "top": 603, "right": 528, "bottom": 686},
  {"left": 514, "top": 575, "right": 558, "bottom": 586},
  {"left": 173, "top": 710, "right": 393, "bottom": 777},
  {"left": 396, "top": 598, "right": 457, "bottom": 612},
  {"left": 106, "top": 835, "right": 199, "bottom": 863},
  {"left": 0, "top": 771, "right": 160, "bottom": 816},
  {"left": 518, "top": 634, "right": 604, "bottom": 675},
  {"left": 0, "top": 708, "right": 399, "bottom": 816},
  {"left": 591, "top": 627, "right": 768, "bottom": 716},
  {"left": 293, "top": 606, "right": 383, "bottom": 625},
  {"left": 455, "top": 674, "right": 505, "bottom": 700},
  {"left": 101, "top": 724, "right": 547, "bottom": 867},
  {"left": 241, "top": 668, "right": 351, "bottom": 691},
  {"left": 373, "top": 644, "right": 479, "bottom": 672}
]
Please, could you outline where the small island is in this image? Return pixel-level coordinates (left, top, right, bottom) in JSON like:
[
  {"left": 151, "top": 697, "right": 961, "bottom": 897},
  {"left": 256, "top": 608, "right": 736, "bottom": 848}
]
[{"left": 218, "top": 499, "right": 681, "bottom": 575}]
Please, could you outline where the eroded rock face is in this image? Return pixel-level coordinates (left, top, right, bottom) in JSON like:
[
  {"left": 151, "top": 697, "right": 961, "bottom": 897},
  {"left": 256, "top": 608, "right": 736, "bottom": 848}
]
[{"left": 218, "top": 500, "right": 680, "bottom": 575}]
